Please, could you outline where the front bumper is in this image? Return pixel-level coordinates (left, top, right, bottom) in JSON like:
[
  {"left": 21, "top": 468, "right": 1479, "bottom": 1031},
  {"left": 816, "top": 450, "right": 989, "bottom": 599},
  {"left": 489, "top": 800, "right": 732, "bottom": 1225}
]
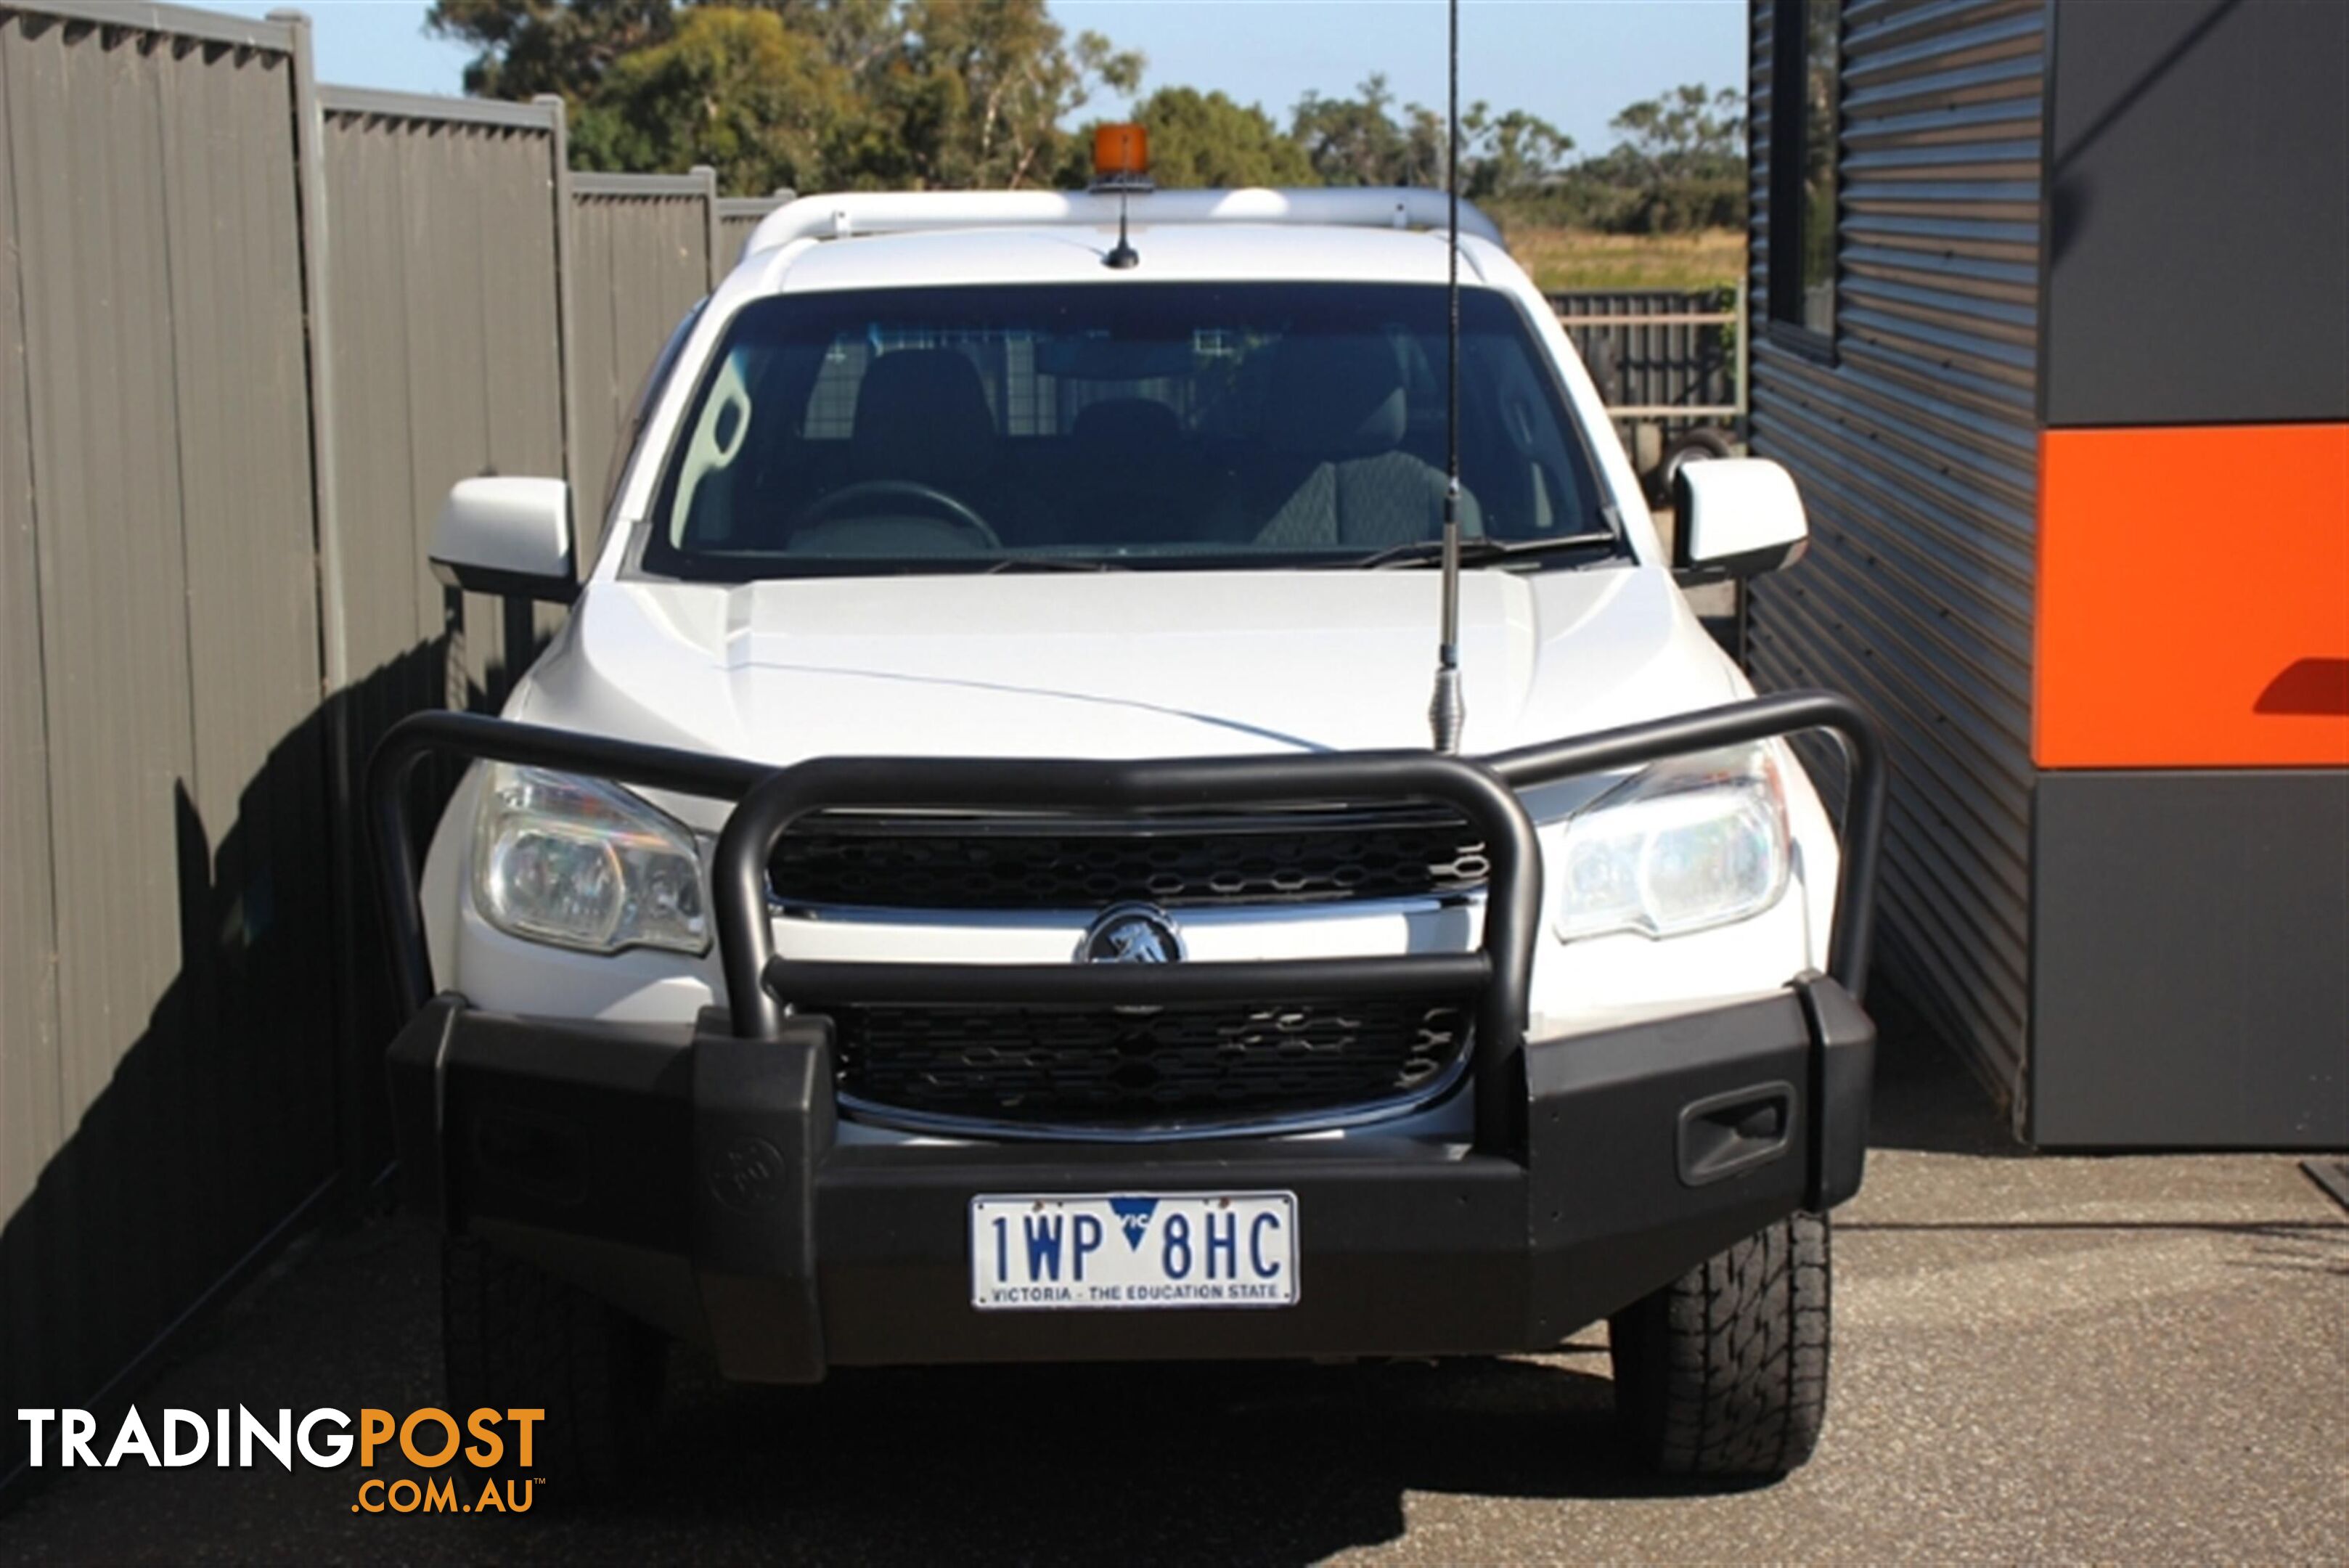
[
  {"left": 388, "top": 976, "right": 1872, "bottom": 1381},
  {"left": 370, "top": 690, "right": 1887, "bottom": 1379}
]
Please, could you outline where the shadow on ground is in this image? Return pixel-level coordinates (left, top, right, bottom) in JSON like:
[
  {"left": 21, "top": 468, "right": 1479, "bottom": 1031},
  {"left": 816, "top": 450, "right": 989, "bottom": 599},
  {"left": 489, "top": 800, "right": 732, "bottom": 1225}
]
[
  {"left": 1862, "top": 988, "right": 2024, "bottom": 1158},
  {"left": 0, "top": 1207, "right": 1766, "bottom": 1565},
  {"left": 594, "top": 1346, "right": 1760, "bottom": 1564},
  {"left": 1, "top": 1009, "right": 2008, "bottom": 1563}
]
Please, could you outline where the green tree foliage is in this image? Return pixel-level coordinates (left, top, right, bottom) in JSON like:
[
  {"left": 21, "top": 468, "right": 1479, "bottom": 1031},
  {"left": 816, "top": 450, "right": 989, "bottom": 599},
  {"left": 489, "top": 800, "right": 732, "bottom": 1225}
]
[
  {"left": 431, "top": 0, "right": 1137, "bottom": 195},
  {"left": 1288, "top": 75, "right": 1570, "bottom": 200},
  {"left": 430, "top": 0, "right": 677, "bottom": 99},
  {"left": 878, "top": 1, "right": 1142, "bottom": 190},
  {"left": 1590, "top": 84, "right": 1747, "bottom": 231},
  {"left": 1460, "top": 104, "right": 1574, "bottom": 201},
  {"left": 1290, "top": 75, "right": 1435, "bottom": 187},
  {"left": 1094, "top": 87, "right": 1310, "bottom": 189},
  {"left": 431, "top": 3, "right": 1741, "bottom": 232},
  {"left": 566, "top": 8, "right": 851, "bottom": 195}
]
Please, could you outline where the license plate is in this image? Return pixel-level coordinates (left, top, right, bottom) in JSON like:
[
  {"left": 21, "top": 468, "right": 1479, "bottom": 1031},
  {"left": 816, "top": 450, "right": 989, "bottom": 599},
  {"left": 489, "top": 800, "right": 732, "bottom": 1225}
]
[{"left": 970, "top": 1192, "right": 1299, "bottom": 1310}]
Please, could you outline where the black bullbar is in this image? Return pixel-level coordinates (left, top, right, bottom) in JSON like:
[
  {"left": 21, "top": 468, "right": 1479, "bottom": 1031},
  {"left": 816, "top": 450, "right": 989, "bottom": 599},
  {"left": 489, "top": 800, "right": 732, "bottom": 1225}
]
[
  {"left": 369, "top": 690, "right": 1883, "bottom": 1148},
  {"left": 367, "top": 692, "right": 1884, "bottom": 1376}
]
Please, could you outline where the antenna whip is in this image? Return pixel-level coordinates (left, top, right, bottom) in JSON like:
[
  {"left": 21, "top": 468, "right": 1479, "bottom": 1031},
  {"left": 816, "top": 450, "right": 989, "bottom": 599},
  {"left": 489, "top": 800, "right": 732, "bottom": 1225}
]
[{"left": 1428, "top": 0, "right": 1466, "bottom": 753}]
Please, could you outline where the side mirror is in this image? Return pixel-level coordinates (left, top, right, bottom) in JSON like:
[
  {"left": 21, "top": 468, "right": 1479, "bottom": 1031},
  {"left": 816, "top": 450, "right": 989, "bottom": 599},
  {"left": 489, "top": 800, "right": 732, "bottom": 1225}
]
[
  {"left": 1672, "top": 457, "right": 1808, "bottom": 582},
  {"left": 429, "top": 477, "right": 578, "bottom": 603}
]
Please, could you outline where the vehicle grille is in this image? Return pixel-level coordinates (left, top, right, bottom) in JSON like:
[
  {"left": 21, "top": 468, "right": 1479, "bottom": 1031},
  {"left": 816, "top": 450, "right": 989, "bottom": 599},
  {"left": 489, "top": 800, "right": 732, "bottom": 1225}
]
[
  {"left": 829, "top": 995, "right": 1471, "bottom": 1130},
  {"left": 769, "top": 807, "right": 1490, "bottom": 910}
]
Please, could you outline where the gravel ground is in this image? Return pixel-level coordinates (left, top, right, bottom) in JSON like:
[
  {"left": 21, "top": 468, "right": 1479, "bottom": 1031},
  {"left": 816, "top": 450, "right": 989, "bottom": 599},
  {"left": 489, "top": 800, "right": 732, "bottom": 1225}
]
[{"left": 5, "top": 1014, "right": 2344, "bottom": 1565}]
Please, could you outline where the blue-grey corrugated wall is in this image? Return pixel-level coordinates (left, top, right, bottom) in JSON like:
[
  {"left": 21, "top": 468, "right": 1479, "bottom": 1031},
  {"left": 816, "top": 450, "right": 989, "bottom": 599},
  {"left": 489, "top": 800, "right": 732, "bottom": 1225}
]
[{"left": 1744, "top": 0, "right": 2046, "bottom": 1113}]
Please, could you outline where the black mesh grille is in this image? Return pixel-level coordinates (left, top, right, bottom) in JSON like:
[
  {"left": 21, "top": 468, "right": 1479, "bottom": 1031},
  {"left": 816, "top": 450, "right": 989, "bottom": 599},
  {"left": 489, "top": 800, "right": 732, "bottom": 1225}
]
[
  {"left": 830, "top": 995, "right": 1471, "bottom": 1128},
  {"left": 770, "top": 809, "right": 1489, "bottom": 910}
]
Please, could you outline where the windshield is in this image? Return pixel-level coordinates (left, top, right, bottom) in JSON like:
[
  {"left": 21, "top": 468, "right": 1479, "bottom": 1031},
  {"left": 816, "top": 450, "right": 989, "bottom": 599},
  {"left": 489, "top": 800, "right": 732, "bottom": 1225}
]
[{"left": 639, "top": 282, "right": 1614, "bottom": 578}]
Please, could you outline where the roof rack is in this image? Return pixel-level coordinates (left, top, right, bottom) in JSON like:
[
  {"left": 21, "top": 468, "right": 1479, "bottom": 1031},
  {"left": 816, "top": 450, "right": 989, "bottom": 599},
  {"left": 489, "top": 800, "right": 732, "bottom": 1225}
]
[{"left": 741, "top": 187, "right": 1503, "bottom": 258}]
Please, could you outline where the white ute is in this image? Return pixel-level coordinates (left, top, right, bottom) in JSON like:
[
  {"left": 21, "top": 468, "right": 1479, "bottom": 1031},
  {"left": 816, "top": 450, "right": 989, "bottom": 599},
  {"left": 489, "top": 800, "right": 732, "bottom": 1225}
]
[{"left": 375, "top": 181, "right": 1882, "bottom": 1485}]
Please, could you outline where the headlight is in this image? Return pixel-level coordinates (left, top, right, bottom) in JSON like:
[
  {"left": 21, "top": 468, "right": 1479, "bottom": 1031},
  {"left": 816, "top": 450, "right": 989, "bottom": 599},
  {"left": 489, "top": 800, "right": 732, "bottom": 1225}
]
[
  {"left": 1553, "top": 744, "right": 1791, "bottom": 941},
  {"left": 472, "top": 764, "right": 708, "bottom": 955}
]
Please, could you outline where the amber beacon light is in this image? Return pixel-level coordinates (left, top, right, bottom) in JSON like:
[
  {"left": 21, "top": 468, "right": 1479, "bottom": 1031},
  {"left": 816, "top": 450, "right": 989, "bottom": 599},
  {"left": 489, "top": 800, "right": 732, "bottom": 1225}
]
[
  {"left": 1092, "top": 123, "right": 1151, "bottom": 188},
  {"left": 1092, "top": 123, "right": 1150, "bottom": 269}
]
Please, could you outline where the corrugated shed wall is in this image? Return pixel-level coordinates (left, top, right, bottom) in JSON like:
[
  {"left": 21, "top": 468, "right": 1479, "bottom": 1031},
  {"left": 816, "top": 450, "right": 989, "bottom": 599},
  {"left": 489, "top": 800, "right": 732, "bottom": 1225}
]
[
  {"left": 0, "top": 4, "right": 337, "bottom": 1470},
  {"left": 570, "top": 171, "right": 716, "bottom": 558},
  {"left": 1744, "top": 0, "right": 2045, "bottom": 1107}
]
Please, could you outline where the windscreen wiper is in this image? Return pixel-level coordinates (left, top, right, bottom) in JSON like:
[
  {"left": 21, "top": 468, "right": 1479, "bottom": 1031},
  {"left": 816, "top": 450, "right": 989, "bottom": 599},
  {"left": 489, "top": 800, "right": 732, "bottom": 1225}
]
[{"left": 1355, "top": 526, "right": 1620, "bottom": 571}]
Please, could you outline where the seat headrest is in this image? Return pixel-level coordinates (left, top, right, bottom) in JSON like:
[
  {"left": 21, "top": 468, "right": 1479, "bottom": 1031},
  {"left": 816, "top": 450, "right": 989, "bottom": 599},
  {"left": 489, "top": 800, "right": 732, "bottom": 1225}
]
[
  {"left": 1261, "top": 336, "right": 1407, "bottom": 457},
  {"left": 851, "top": 349, "right": 997, "bottom": 486},
  {"left": 1070, "top": 397, "right": 1182, "bottom": 453}
]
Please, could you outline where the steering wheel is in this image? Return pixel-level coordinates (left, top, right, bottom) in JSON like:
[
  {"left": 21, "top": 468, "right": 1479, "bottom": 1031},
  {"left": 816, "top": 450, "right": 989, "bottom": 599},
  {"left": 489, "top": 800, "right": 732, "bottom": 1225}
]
[{"left": 788, "top": 480, "right": 1003, "bottom": 549}]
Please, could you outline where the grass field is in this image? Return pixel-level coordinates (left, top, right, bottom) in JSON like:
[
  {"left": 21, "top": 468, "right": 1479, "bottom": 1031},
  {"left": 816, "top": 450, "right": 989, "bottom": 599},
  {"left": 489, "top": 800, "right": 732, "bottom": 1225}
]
[{"left": 1503, "top": 227, "right": 1746, "bottom": 295}]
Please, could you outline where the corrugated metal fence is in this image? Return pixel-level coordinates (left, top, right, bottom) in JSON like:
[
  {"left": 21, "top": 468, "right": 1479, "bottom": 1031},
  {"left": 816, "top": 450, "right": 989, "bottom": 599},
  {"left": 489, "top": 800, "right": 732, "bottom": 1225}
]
[
  {"left": 719, "top": 194, "right": 790, "bottom": 270},
  {"left": 1742, "top": 0, "right": 2045, "bottom": 1109},
  {"left": 0, "top": 1, "right": 339, "bottom": 1482},
  {"left": 0, "top": 1, "right": 745, "bottom": 1485},
  {"left": 571, "top": 169, "right": 722, "bottom": 552},
  {"left": 1548, "top": 288, "right": 1740, "bottom": 421}
]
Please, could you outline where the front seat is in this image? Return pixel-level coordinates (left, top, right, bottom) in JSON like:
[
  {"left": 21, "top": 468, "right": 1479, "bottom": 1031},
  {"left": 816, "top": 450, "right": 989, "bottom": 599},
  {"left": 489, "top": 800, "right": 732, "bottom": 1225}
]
[
  {"left": 1249, "top": 337, "right": 1476, "bottom": 550},
  {"left": 851, "top": 347, "right": 998, "bottom": 488},
  {"left": 836, "top": 346, "right": 1016, "bottom": 532},
  {"left": 779, "top": 347, "right": 1008, "bottom": 552}
]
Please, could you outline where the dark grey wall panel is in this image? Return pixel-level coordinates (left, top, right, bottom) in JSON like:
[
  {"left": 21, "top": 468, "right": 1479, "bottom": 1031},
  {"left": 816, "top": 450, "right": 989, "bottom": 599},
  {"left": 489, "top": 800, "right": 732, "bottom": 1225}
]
[
  {"left": 2044, "top": 0, "right": 2349, "bottom": 426},
  {"left": 2031, "top": 771, "right": 2349, "bottom": 1148},
  {"left": 1746, "top": 0, "right": 2048, "bottom": 1116}
]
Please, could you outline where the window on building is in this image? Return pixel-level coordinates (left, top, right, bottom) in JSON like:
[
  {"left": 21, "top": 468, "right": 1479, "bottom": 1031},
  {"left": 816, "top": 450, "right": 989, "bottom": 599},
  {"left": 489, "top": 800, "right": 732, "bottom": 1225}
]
[{"left": 1770, "top": 0, "right": 1840, "bottom": 341}]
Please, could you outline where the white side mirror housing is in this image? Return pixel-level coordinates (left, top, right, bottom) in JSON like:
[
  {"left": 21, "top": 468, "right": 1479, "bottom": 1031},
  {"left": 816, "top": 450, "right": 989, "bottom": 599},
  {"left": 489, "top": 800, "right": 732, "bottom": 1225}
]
[
  {"left": 1672, "top": 457, "right": 1809, "bottom": 581},
  {"left": 430, "top": 477, "right": 576, "bottom": 603}
]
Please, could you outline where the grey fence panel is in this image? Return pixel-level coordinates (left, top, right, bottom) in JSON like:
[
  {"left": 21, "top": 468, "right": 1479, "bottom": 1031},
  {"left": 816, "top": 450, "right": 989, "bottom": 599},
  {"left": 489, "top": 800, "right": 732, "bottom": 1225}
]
[
  {"left": 571, "top": 170, "right": 716, "bottom": 557},
  {"left": 161, "top": 7, "right": 338, "bottom": 1233},
  {"left": 718, "top": 195, "right": 788, "bottom": 266},
  {"left": 314, "top": 89, "right": 570, "bottom": 1174},
  {"left": 0, "top": 3, "right": 335, "bottom": 1477},
  {"left": 1743, "top": 0, "right": 2045, "bottom": 1112},
  {"left": 0, "top": 11, "right": 61, "bottom": 1447},
  {"left": 1549, "top": 289, "right": 1738, "bottom": 422},
  {"left": 319, "top": 88, "right": 568, "bottom": 727}
]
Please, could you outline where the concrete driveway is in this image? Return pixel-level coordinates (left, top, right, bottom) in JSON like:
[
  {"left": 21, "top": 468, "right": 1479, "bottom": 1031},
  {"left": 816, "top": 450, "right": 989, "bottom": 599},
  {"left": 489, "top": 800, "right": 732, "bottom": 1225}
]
[{"left": 6, "top": 1011, "right": 2345, "bottom": 1564}]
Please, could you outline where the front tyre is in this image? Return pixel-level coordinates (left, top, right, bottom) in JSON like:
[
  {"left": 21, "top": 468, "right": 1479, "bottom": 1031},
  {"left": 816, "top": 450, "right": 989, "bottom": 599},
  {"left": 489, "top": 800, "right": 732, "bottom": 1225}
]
[
  {"left": 441, "top": 1236, "right": 666, "bottom": 1483},
  {"left": 1608, "top": 1211, "right": 1831, "bottom": 1478}
]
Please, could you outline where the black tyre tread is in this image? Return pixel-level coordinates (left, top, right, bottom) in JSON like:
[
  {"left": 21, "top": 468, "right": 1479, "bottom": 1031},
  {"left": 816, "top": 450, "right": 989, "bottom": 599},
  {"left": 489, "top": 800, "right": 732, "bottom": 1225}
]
[
  {"left": 442, "top": 1236, "right": 662, "bottom": 1484},
  {"left": 1610, "top": 1212, "right": 1831, "bottom": 1477}
]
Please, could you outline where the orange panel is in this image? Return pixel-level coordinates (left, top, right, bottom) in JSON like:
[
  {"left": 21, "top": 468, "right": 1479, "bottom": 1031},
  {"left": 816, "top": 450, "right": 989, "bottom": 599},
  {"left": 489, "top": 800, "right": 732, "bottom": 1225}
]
[{"left": 2036, "top": 424, "right": 2349, "bottom": 767}]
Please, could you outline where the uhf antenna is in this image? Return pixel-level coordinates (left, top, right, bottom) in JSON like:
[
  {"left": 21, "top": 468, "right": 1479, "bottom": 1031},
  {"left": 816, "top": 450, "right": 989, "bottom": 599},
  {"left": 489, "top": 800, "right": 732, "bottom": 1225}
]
[{"left": 1427, "top": 0, "right": 1466, "bottom": 753}]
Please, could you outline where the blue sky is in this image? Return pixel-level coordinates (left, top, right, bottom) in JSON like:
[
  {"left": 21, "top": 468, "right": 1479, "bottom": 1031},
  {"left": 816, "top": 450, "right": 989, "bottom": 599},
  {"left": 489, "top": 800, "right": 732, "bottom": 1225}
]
[{"left": 215, "top": 1, "right": 1746, "bottom": 158}]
